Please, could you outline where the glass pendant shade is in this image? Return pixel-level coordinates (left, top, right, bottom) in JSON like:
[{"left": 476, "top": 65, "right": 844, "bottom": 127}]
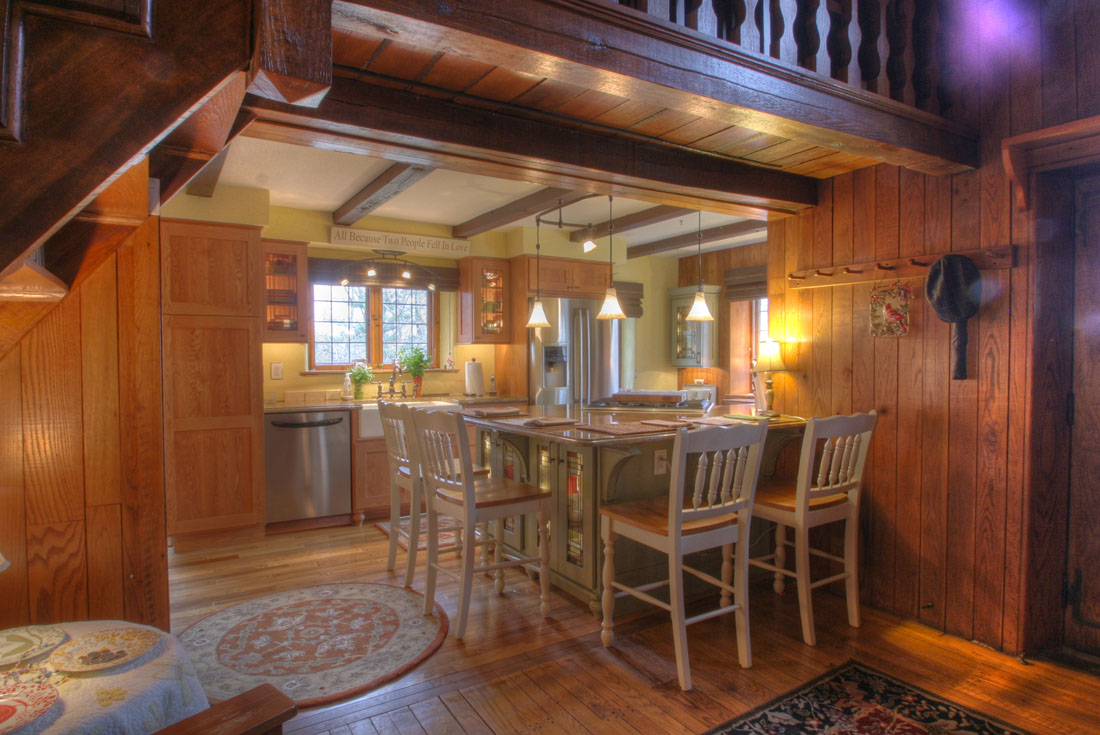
[
  {"left": 596, "top": 287, "right": 626, "bottom": 320},
  {"left": 685, "top": 289, "right": 714, "bottom": 321},
  {"left": 526, "top": 299, "right": 550, "bottom": 328},
  {"left": 582, "top": 239, "right": 597, "bottom": 253},
  {"left": 366, "top": 267, "right": 377, "bottom": 277}
]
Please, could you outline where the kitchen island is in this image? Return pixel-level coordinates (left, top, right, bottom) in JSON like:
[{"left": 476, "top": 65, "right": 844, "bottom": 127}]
[{"left": 464, "top": 405, "right": 804, "bottom": 615}]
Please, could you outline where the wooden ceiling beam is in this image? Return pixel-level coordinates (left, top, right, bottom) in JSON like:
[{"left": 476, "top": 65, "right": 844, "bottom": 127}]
[
  {"left": 243, "top": 78, "right": 818, "bottom": 219},
  {"left": 184, "top": 148, "right": 230, "bottom": 198},
  {"left": 626, "top": 219, "right": 767, "bottom": 259},
  {"left": 332, "top": 162, "right": 433, "bottom": 225},
  {"left": 570, "top": 205, "right": 693, "bottom": 243},
  {"left": 453, "top": 187, "right": 586, "bottom": 239},
  {"left": 333, "top": 0, "right": 977, "bottom": 175},
  {"left": 249, "top": 0, "right": 332, "bottom": 107}
]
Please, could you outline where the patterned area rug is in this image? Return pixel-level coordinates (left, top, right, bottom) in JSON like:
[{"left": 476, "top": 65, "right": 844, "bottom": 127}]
[
  {"left": 180, "top": 584, "right": 447, "bottom": 708},
  {"left": 376, "top": 516, "right": 459, "bottom": 551},
  {"left": 706, "top": 661, "right": 1032, "bottom": 735}
]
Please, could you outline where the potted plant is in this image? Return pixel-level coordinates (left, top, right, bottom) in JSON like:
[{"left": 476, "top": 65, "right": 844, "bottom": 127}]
[
  {"left": 395, "top": 346, "right": 431, "bottom": 397},
  {"left": 347, "top": 363, "right": 374, "bottom": 400}
]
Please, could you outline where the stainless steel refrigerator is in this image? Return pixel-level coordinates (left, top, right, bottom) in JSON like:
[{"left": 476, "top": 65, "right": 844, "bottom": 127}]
[{"left": 529, "top": 297, "right": 620, "bottom": 406}]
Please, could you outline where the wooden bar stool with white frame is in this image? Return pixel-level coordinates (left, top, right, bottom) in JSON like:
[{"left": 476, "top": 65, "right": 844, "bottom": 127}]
[
  {"left": 411, "top": 409, "right": 552, "bottom": 639},
  {"left": 749, "top": 410, "right": 877, "bottom": 646},
  {"left": 377, "top": 400, "right": 488, "bottom": 587},
  {"left": 599, "top": 420, "right": 769, "bottom": 691}
]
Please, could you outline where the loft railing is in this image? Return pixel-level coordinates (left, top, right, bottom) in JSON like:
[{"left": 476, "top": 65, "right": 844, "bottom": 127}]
[{"left": 617, "top": 0, "right": 958, "bottom": 118}]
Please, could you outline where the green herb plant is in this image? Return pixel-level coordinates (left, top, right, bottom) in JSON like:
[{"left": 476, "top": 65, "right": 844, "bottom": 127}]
[{"left": 395, "top": 347, "right": 431, "bottom": 378}]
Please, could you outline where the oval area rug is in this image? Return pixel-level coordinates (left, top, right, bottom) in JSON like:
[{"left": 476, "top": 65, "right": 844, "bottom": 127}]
[{"left": 179, "top": 583, "right": 447, "bottom": 708}]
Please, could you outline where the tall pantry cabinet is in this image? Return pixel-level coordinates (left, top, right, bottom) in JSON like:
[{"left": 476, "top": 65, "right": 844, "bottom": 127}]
[{"left": 159, "top": 219, "right": 265, "bottom": 551}]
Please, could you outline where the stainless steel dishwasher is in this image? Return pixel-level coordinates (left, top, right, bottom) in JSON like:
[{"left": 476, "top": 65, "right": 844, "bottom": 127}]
[{"left": 264, "top": 410, "right": 352, "bottom": 523}]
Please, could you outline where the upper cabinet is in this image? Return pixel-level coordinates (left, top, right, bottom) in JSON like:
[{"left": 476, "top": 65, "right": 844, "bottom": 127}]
[
  {"left": 260, "top": 239, "right": 310, "bottom": 343},
  {"left": 525, "top": 255, "right": 610, "bottom": 299},
  {"left": 458, "top": 257, "right": 511, "bottom": 344},
  {"left": 161, "top": 219, "right": 263, "bottom": 317},
  {"left": 669, "top": 285, "right": 720, "bottom": 367}
]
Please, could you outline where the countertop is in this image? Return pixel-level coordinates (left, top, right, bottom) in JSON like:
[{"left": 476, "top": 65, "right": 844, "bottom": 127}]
[
  {"left": 263, "top": 394, "right": 527, "bottom": 415},
  {"left": 462, "top": 405, "right": 806, "bottom": 447}
]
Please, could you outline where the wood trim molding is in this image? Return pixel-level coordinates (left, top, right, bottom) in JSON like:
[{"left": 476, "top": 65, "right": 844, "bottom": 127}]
[
  {"left": 1, "top": 2, "right": 23, "bottom": 142},
  {"left": 1002, "top": 115, "right": 1100, "bottom": 210},
  {"left": 21, "top": 0, "right": 152, "bottom": 37},
  {"left": 787, "top": 245, "right": 1014, "bottom": 289}
]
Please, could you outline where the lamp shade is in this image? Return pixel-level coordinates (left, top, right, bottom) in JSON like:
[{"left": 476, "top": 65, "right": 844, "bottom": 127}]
[
  {"left": 582, "top": 239, "right": 596, "bottom": 253},
  {"left": 685, "top": 289, "right": 713, "bottom": 321},
  {"left": 755, "top": 339, "right": 787, "bottom": 373},
  {"left": 526, "top": 299, "right": 550, "bottom": 328},
  {"left": 596, "top": 287, "right": 626, "bottom": 320}
]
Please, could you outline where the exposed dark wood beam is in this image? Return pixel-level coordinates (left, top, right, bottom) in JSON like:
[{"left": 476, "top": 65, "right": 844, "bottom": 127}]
[
  {"left": 627, "top": 219, "right": 766, "bottom": 259},
  {"left": 243, "top": 78, "right": 818, "bottom": 219},
  {"left": 249, "top": 0, "right": 332, "bottom": 107},
  {"left": 453, "top": 187, "right": 585, "bottom": 239},
  {"left": 184, "top": 148, "right": 229, "bottom": 198},
  {"left": 571, "top": 205, "right": 693, "bottom": 243},
  {"left": 332, "top": 163, "right": 433, "bottom": 225},
  {"left": 333, "top": 0, "right": 977, "bottom": 175}
]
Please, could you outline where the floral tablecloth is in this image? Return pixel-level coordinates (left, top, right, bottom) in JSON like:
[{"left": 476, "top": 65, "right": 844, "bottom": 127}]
[{"left": 2, "top": 620, "right": 209, "bottom": 735}]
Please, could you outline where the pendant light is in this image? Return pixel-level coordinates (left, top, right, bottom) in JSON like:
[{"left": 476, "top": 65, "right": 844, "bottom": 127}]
[
  {"left": 526, "top": 217, "right": 550, "bottom": 328},
  {"left": 596, "top": 195, "right": 626, "bottom": 320},
  {"left": 685, "top": 210, "right": 714, "bottom": 322}
]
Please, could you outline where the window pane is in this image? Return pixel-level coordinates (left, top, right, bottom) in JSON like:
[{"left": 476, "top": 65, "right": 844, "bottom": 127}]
[
  {"left": 381, "top": 287, "right": 431, "bottom": 365},
  {"left": 313, "top": 284, "right": 368, "bottom": 366}
]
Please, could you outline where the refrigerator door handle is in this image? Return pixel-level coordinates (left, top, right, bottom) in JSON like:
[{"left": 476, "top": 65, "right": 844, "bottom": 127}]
[{"left": 580, "top": 310, "right": 591, "bottom": 405}]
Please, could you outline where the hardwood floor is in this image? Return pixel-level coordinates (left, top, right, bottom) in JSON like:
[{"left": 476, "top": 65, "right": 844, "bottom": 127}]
[{"left": 169, "top": 524, "right": 1100, "bottom": 735}]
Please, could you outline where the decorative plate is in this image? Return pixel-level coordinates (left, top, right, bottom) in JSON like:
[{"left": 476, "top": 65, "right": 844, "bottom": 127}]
[
  {"left": 48, "top": 627, "right": 159, "bottom": 673},
  {"left": 0, "top": 626, "right": 66, "bottom": 668},
  {"left": 0, "top": 682, "right": 57, "bottom": 734}
]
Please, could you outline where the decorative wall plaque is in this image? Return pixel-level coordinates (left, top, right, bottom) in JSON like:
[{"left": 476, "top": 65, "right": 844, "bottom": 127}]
[{"left": 869, "top": 281, "right": 914, "bottom": 337}]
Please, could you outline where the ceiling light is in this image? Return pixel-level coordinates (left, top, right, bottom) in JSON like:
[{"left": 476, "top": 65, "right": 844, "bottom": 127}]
[
  {"left": 685, "top": 210, "right": 714, "bottom": 322},
  {"left": 366, "top": 267, "right": 377, "bottom": 277},
  {"left": 582, "top": 239, "right": 596, "bottom": 253},
  {"left": 428, "top": 283, "right": 436, "bottom": 291},
  {"left": 595, "top": 195, "right": 625, "bottom": 320},
  {"left": 527, "top": 218, "right": 551, "bottom": 328},
  {"left": 402, "top": 270, "right": 412, "bottom": 279},
  {"left": 340, "top": 277, "right": 350, "bottom": 286}
]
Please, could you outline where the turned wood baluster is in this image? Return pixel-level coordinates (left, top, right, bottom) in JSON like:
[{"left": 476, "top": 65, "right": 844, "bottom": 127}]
[
  {"left": 816, "top": 436, "right": 836, "bottom": 489},
  {"left": 886, "top": 0, "right": 917, "bottom": 105},
  {"left": 771, "top": 0, "right": 799, "bottom": 65},
  {"left": 693, "top": 451, "right": 710, "bottom": 509},
  {"left": 912, "top": 0, "right": 940, "bottom": 113},
  {"left": 706, "top": 450, "right": 725, "bottom": 507},
  {"left": 798, "top": 0, "right": 832, "bottom": 74},
  {"left": 859, "top": 0, "right": 890, "bottom": 95},
  {"left": 841, "top": 0, "right": 862, "bottom": 85},
  {"left": 742, "top": 0, "right": 766, "bottom": 53}
]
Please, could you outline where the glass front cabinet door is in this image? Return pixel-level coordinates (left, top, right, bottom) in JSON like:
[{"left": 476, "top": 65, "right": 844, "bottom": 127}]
[
  {"left": 261, "top": 239, "right": 310, "bottom": 343},
  {"left": 669, "top": 285, "right": 720, "bottom": 367},
  {"left": 530, "top": 441, "right": 596, "bottom": 592},
  {"left": 457, "top": 257, "right": 511, "bottom": 344}
]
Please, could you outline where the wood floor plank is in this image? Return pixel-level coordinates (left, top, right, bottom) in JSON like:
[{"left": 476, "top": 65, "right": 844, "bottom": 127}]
[{"left": 169, "top": 524, "right": 1100, "bottom": 735}]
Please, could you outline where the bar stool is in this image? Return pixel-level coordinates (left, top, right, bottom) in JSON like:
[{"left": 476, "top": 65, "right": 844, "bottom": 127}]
[
  {"left": 749, "top": 410, "right": 877, "bottom": 646},
  {"left": 599, "top": 421, "right": 768, "bottom": 691},
  {"left": 411, "top": 408, "right": 552, "bottom": 639}
]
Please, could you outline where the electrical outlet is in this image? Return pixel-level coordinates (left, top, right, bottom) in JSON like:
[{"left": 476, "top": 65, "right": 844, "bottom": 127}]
[
  {"left": 270, "top": 362, "right": 284, "bottom": 380},
  {"left": 654, "top": 449, "right": 668, "bottom": 475}
]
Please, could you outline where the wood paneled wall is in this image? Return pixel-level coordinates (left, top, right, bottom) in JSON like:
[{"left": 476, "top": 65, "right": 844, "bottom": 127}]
[{"left": 0, "top": 219, "right": 167, "bottom": 631}]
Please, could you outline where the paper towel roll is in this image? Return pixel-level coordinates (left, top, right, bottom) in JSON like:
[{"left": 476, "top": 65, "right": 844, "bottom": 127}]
[{"left": 465, "top": 359, "right": 485, "bottom": 395}]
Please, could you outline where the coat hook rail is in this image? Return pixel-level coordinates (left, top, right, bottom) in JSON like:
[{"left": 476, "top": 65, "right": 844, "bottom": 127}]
[{"left": 787, "top": 245, "right": 1014, "bottom": 290}]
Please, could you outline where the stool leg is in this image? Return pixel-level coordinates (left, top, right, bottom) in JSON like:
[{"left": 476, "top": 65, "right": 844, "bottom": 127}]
[
  {"left": 386, "top": 478, "right": 401, "bottom": 573},
  {"left": 669, "top": 552, "right": 691, "bottom": 691},
  {"left": 844, "top": 509, "right": 861, "bottom": 628},
  {"left": 734, "top": 537, "right": 751, "bottom": 668},
  {"left": 720, "top": 542, "right": 732, "bottom": 608},
  {"left": 773, "top": 523, "right": 787, "bottom": 594},
  {"left": 455, "top": 514, "right": 478, "bottom": 639},
  {"left": 537, "top": 502, "right": 551, "bottom": 617},
  {"left": 493, "top": 518, "right": 505, "bottom": 595},
  {"left": 795, "top": 524, "right": 816, "bottom": 646},
  {"left": 423, "top": 504, "right": 439, "bottom": 617},
  {"left": 404, "top": 479, "right": 421, "bottom": 587},
  {"left": 600, "top": 518, "right": 616, "bottom": 646}
]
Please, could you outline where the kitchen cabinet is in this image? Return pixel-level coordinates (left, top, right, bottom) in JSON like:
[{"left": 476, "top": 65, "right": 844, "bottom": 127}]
[
  {"left": 524, "top": 254, "right": 610, "bottom": 299},
  {"left": 457, "top": 257, "right": 511, "bottom": 344},
  {"left": 669, "top": 285, "right": 720, "bottom": 367},
  {"left": 351, "top": 411, "right": 390, "bottom": 523},
  {"left": 261, "top": 239, "right": 310, "bottom": 343},
  {"left": 160, "top": 219, "right": 264, "bottom": 551}
]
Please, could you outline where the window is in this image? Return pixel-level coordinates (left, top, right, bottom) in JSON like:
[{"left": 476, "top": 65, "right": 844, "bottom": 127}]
[
  {"left": 728, "top": 296, "right": 770, "bottom": 394},
  {"left": 310, "top": 284, "right": 435, "bottom": 369},
  {"left": 753, "top": 297, "right": 769, "bottom": 357}
]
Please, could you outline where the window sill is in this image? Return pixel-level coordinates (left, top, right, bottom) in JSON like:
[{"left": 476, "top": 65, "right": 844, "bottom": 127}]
[{"left": 299, "top": 368, "right": 459, "bottom": 376}]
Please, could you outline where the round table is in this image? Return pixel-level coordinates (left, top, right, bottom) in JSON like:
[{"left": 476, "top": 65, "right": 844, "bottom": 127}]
[{"left": 2, "top": 620, "right": 209, "bottom": 734}]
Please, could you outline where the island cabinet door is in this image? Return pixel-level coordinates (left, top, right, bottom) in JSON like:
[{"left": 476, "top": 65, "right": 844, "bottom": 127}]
[
  {"left": 480, "top": 429, "right": 533, "bottom": 554},
  {"left": 554, "top": 445, "right": 597, "bottom": 589}
]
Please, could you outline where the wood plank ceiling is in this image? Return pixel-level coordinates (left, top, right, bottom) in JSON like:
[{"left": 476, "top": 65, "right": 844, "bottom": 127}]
[{"left": 331, "top": 33, "right": 880, "bottom": 182}]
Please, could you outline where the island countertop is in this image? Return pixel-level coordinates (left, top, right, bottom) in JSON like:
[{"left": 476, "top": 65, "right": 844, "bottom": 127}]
[{"left": 461, "top": 404, "right": 801, "bottom": 447}]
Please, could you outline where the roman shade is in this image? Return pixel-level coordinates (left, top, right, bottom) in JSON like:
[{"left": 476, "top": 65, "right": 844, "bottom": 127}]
[
  {"left": 308, "top": 257, "right": 459, "bottom": 291},
  {"left": 724, "top": 265, "right": 767, "bottom": 302}
]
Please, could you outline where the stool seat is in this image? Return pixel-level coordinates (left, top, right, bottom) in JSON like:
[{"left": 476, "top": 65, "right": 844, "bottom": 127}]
[
  {"left": 753, "top": 479, "right": 847, "bottom": 512},
  {"left": 435, "top": 478, "right": 551, "bottom": 509},
  {"left": 599, "top": 496, "right": 740, "bottom": 536}
]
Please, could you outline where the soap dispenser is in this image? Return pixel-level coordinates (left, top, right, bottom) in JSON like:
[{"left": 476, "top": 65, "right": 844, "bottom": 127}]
[{"left": 342, "top": 372, "right": 353, "bottom": 400}]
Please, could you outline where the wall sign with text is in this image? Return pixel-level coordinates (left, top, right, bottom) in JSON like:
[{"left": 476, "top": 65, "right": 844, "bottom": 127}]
[{"left": 329, "top": 227, "right": 471, "bottom": 257}]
